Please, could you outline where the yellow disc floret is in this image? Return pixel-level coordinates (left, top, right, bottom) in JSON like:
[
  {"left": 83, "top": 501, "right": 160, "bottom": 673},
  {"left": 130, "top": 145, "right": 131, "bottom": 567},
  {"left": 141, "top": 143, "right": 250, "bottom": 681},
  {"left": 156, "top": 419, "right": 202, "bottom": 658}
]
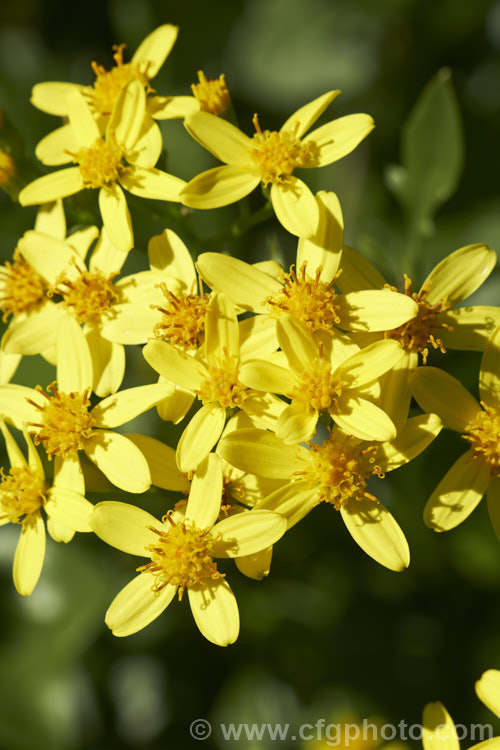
[
  {"left": 139, "top": 514, "right": 224, "bottom": 599},
  {"left": 87, "top": 44, "right": 151, "bottom": 116},
  {"left": 71, "top": 134, "right": 125, "bottom": 189},
  {"left": 191, "top": 70, "right": 231, "bottom": 116},
  {"left": 151, "top": 282, "right": 209, "bottom": 350},
  {"left": 288, "top": 354, "right": 344, "bottom": 412},
  {"left": 54, "top": 267, "right": 119, "bottom": 323},
  {"left": 196, "top": 350, "right": 249, "bottom": 408},
  {"left": 463, "top": 402, "right": 500, "bottom": 477},
  {"left": 0, "top": 465, "right": 45, "bottom": 523},
  {"left": 250, "top": 116, "right": 317, "bottom": 186},
  {"left": 266, "top": 263, "right": 342, "bottom": 333},
  {"left": 28, "top": 382, "right": 95, "bottom": 459},
  {"left": 385, "top": 276, "right": 453, "bottom": 364},
  {"left": 0, "top": 249, "right": 47, "bottom": 320},
  {"left": 296, "top": 430, "right": 384, "bottom": 510}
]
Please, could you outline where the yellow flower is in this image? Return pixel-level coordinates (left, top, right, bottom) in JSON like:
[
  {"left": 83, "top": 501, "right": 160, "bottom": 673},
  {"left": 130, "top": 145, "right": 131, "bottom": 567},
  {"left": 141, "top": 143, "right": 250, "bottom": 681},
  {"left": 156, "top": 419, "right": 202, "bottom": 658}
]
[
  {"left": 410, "top": 325, "right": 500, "bottom": 535},
  {"left": 0, "top": 316, "right": 174, "bottom": 495},
  {"left": 239, "top": 313, "right": 405, "bottom": 443},
  {"left": 143, "top": 292, "right": 282, "bottom": 472},
  {"left": 90, "top": 453, "right": 287, "bottom": 644},
  {"left": 476, "top": 669, "right": 500, "bottom": 718},
  {"left": 0, "top": 420, "right": 93, "bottom": 595},
  {"left": 422, "top": 702, "right": 500, "bottom": 750},
  {"left": 191, "top": 71, "right": 231, "bottom": 116},
  {"left": 181, "top": 93, "right": 374, "bottom": 237},
  {"left": 19, "top": 81, "right": 185, "bottom": 253},
  {"left": 218, "top": 414, "right": 442, "bottom": 571},
  {"left": 197, "top": 192, "right": 418, "bottom": 337}
]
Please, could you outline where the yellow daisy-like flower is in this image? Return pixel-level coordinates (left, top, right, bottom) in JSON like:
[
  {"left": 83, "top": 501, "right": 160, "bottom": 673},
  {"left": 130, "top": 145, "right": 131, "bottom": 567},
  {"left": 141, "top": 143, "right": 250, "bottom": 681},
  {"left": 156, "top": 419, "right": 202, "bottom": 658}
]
[
  {"left": 239, "top": 313, "right": 404, "bottom": 444},
  {"left": 218, "top": 414, "right": 442, "bottom": 571},
  {"left": 90, "top": 453, "right": 287, "bottom": 645},
  {"left": 422, "top": 702, "right": 500, "bottom": 750},
  {"left": 19, "top": 81, "right": 185, "bottom": 253},
  {"left": 0, "top": 316, "right": 174, "bottom": 495},
  {"left": 410, "top": 325, "right": 500, "bottom": 536},
  {"left": 196, "top": 191, "right": 419, "bottom": 336},
  {"left": 181, "top": 93, "right": 374, "bottom": 237},
  {"left": 143, "top": 292, "right": 283, "bottom": 472},
  {"left": 191, "top": 70, "right": 231, "bottom": 116},
  {"left": 0, "top": 420, "right": 93, "bottom": 595}
]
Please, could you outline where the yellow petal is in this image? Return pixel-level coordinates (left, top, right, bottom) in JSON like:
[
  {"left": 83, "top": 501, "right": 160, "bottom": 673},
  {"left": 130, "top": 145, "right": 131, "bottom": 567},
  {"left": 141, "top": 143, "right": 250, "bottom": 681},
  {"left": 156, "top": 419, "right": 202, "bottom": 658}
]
[
  {"left": 218, "top": 428, "right": 304, "bottom": 479},
  {"left": 188, "top": 580, "right": 239, "bottom": 646},
  {"left": 270, "top": 178, "right": 319, "bottom": 238},
  {"left": 238, "top": 316, "right": 279, "bottom": 360},
  {"left": 131, "top": 24, "right": 179, "bottom": 78},
  {"left": 424, "top": 451, "right": 490, "bottom": 531},
  {"left": 185, "top": 454, "right": 223, "bottom": 528},
  {"left": 305, "top": 113, "right": 374, "bottom": 166},
  {"left": 181, "top": 165, "right": 259, "bottom": 209},
  {"left": 196, "top": 252, "right": 280, "bottom": 311},
  {"left": 0, "top": 351, "right": 21, "bottom": 384},
  {"left": 211, "top": 509, "right": 286, "bottom": 557},
  {"left": 19, "top": 168, "right": 84, "bottom": 205},
  {"left": 54, "top": 454, "right": 85, "bottom": 495},
  {"left": 35, "top": 124, "right": 78, "bottom": 166},
  {"left": 242, "top": 392, "right": 287, "bottom": 430},
  {"left": 2, "top": 303, "right": 65, "bottom": 356},
  {"left": 340, "top": 498, "right": 410, "bottom": 571},
  {"left": 143, "top": 339, "right": 206, "bottom": 390},
  {"left": 205, "top": 293, "right": 239, "bottom": 364},
  {"left": 235, "top": 547, "right": 273, "bottom": 580},
  {"left": 476, "top": 670, "right": 500, "bottom": 718},
  {"left": 487, "top": 479, "right": 500, "bottom": 543},
  {"left": 0, "top": 420, "right": 27, "bottom": 468},
  {"left": 410, "top": 366, "right": 480, "bottom": 432},
  {"left": 125, "top": 434, "right": 189, "bottom": 492},
  {"left": 156, "top": 382, "right": 195, "bottom": 424},
  {"left": 109, "top": 80, "right": 146, "bottom": 151},
  {"left": 424, "top": 243, "right": 496, "bottom": 307},
  {"left": 31, "top": 81, "right": 83, "bottom": 115},
  {"left": 91, "top": 501, "right": 161, "bottom": 554},
  {"left": 150, "top": 95, "right": 199, "bottom": 119},
  {"left": 480, "top": 325, "right": 500, "bottom": 409},
  {"left": 56, "top": 315, "right": 93, "bottom": 393},
  {"left": 276, "top": 313, "right": 318, "bottom": 372},
  {"left": 47, "top": 517, "right": 75, "bottom": 543},
  {"left": 45, "top": 488, "right": 93, "bottom": 532},
  {"left": 100, "top": 303, "right": 161, "bottom": 345},
  {"left": 239, "top": 360, "right": 295, "bottom": 394},
  {"left": 18, "top": 230, "right": 85, "bottom": 283},
  {"left": 176, "top": 404, "right": 226, "bottom": 473},
  {"left": 378, "top": 413, "right": 443, "bottom": 471},
  {"left": 68, "top": 224, "right": 100, "bottom": 259},
  {"left": 148, "top": 228, "right": 195, "bottom": 284},
  {"left": 120, "top": 165, "right": 185, "bottom": 201},
  {"left": 373, "top": 351, "right": 417, "bottom": 433},
  {"left": 106, "top": 573, "right": 177, "bottom": 637},
  {"left": 92, "top": 382, "right": 174, "bottom": 428},
  {"left": 281, "top": 90, "right": 342, "bottom": 138},
  {"left": 336, "top": 245, "right": 386, "bottom": 293},
  {"left": 337, "top": 339, "right": 404, "bottom": 387},
  {"left": 334, "top": 396, "right": 397, "bottom": 442},
  {"left": 85, "top": 324, "right": 125, "bottom": 397},
  {"left": 296, "top": 191, "right": 343, "bottom": 283},
  {"left": 34, "top": 199, "right": 66, "bottom": 238},
  {"left": 13, "top": 512, "right": 46, "bottom": 596},
  {"left": 337, "top": 290, "right": 418, "bottom": 331},
  {"left": 422, "top": 703, "right": 460, "bottom": 750},
  {"left": 255, "top": 480, "right": 318, "bottom": 528},
  {"left": 184, "top": 111, "right": 252, "bottom": 165},
  {"left": 0, "top": 384, "right": 42, "bottom": 429},
  {"left": 66, "top": 88, "right": 100, "bottom": 147},
  {"left": 126, "top": 115, "right": 163, "bottom": 169},
  {"left": 276, "top": 402, "right": 318, "bottom": 444},
  {"left": 84, "top": 431, "right": 151, "bottom": 493},
  {"left": 440, "top": 306, "right": 500, "bottom": 351},
  {"left": 99, "top": 184, "right": 134, "bottom": 253}
]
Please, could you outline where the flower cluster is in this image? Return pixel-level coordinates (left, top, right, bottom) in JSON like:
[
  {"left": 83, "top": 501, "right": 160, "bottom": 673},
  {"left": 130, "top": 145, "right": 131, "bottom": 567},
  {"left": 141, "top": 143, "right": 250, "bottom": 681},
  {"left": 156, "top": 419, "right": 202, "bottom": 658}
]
[{"left": 1, "top": 24, "right": 500, "bottom": 650}]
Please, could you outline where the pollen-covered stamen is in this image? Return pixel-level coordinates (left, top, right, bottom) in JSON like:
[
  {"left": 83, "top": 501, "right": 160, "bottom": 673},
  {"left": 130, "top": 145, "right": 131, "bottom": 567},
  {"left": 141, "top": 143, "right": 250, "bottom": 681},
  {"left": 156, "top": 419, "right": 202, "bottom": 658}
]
[
  {"left": 191, "top": 70, "right": 231, "bottom": 116},
  {"left": 0, "top": 249, "right": 47, "bottom": 320},
  {"left": 138, "top": 514, "right": 224, "bottom": 600},
  {"left": 28, "top": 382, "right": 95, "bottom": 459},
  {"left": 287, "top": 347, "right": 344, "bottom": 412},
  {"left": 86, "top": 44, "right": 152, "bottom": 116},
  {"left": 151, "top": 281, "right": 209, "bottom": 350},
  {"left": 250, "top": 115, "right": 317, "bottom": 186},
  {"left": 295, "top": 430, "right": 384, "bottom": 510},
  {"left": 385, "top": 276, "right": 454, "bottom": 364},
  {"left": 266, "top": 263, "right": 342, "bottom": 333},
  {"left": 0, "top": 465, "right": 45, "bottom": 523},
  {"left": 52, "top": 266, "right": 120, "bottom": 323},
  {"left": 463, "top": 402, "right": 500, "bottom": 477},
  {"left": 196, "top": 349, "right": 249, "bottom": 408},
  {"left": 70, "top": 133, "right": 126, "bottom": 190}
]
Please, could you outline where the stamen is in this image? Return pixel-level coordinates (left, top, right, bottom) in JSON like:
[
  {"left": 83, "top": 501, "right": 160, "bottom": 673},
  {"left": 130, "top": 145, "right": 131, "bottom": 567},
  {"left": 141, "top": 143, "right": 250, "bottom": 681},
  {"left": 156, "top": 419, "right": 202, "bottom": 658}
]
[
  {"left": 0, "top": 249, "right": 47, "bottom": 320},
  {"left": 463, "top": 402, "right": 500, "bottom": 477},
  {"left": 250, "top": 116, "right": 317, "bottom": 185},
  {"left": 52, "top": 266, "right": 119, "bottom": 323},
  {"left": 191, "top": 71, "right": 231, "bottom": 116},
  {"left": 69, "top": 134, "right": 126, "bottom": 190},
  {"left": 195, "top": 349, "right": 249, "bottom": 408},
  {"left": 151, "top": 281, "right": 209, "bottom": 350},
  {"left": 28, "top": 382, "right": 95, "bottom": 459},
  {"left": 86, "top": 44, "right": 152, "bottom": 116},
  {"left": 0, "top": 465, "right": 45, "bottom": 523}
]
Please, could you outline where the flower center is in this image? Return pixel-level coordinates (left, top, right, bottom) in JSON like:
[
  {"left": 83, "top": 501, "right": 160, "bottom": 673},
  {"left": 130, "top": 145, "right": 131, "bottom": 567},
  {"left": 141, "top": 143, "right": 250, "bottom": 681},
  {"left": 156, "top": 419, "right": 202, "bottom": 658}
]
[
  {"left": 87, "top": 44, "right": 151, "bottom": 116},
  {"left": 384, "top": 276, "right": 453, "bottom": 364},
  {"left": 463, "top": 402, "right": 500, "bottom": 477},
  {"left": 53, "top": 267, "right": 119, "bottom": 323},
  {"left": 151, "top": 282, "right": 209, "bottom": 350},
  {"left": 249, "top": 116, "right": 317, "bottom": 186},
  {"left": 266, "top": 263, "right": 342, "bottom": 333},
  {"left": 0, "top": 465, "right": 45, "bottom": 523},
  {"left": 288, "top": 354, "right": 344, "bottom": 412},
  {"left": 196, "top": 350, "right": 249, "bottom": 408},
  {"left": 0, "top": 249, "right": 47, "bottom": 320},
  {"left": 71, "top": 134, "right": 125, "bottom": 189},
  {"left": 296, "top": 431, "right": 384, "bottom": 510},
  {"left": 28, "top": 382, "right": 95, "bottom": 459},
  {"left": 191, "top": 70, "right": 230, "bottom": 115},
  {"left": 139, "top": 514, "right": 224, "bottom": 599}
]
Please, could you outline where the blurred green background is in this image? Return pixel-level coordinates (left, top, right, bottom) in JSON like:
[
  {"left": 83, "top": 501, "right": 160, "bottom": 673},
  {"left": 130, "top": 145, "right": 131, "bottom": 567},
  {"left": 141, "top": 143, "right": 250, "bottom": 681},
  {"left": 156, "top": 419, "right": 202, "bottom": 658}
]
[{"left": 1, "top": 0, "right": 500, "bottom": 748}]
